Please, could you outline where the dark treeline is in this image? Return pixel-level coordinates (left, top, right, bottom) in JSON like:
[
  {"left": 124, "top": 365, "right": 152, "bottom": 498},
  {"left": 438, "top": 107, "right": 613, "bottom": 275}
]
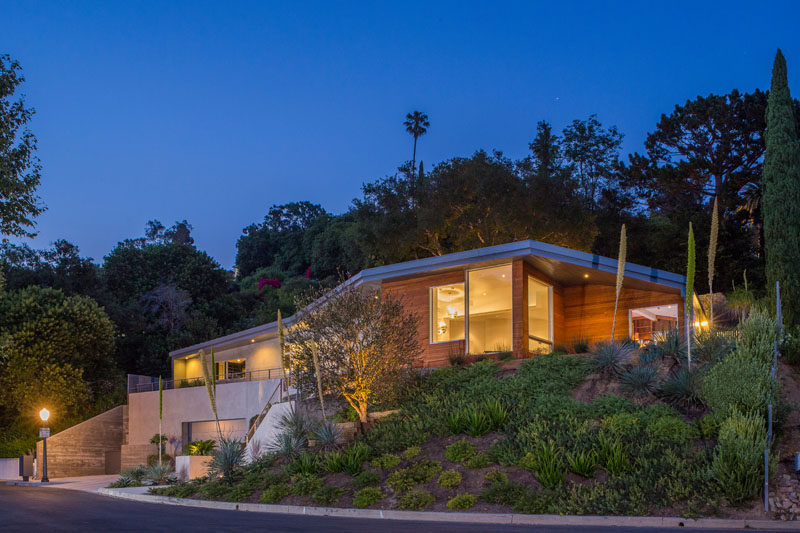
[{"left": 1, "top": 89, "right": 797, "bottom": 438}]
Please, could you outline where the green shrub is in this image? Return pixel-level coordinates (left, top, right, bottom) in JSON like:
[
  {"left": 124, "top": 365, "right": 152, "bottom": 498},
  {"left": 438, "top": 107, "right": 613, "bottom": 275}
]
[
  {"left": 312, "top": 485, "right": 344, "bottom": 505},
  {"left": 401, "top": 446, "right": 421, "bottom": 461},
  {"left": 596, "top": 435, "right": 630, "bottom": 476},
  {"left": 694, "top": 412, "right": 724, "bottom": 440},
  {"left": 466, "top": 452, "right": 490, "bottom": 469},
  {"left": 311, "top": 420, "right": 343, "bottom": 450},
  {"left": 398, "top": 489, "right": 435, "bottom": 510},
  {"left": 259, "top": 483, "right": 290, "bottom": 504},
  {"left": 353, "top": 469, "right": 381, "bottom": 488},
  {"left": 446, "top": 410, "right": 466, "bottom": 434},
  {"left": 438, "top": 469, "right": 462, "bottom": 487},
  {"left": 463, "top": 409, "right": 491, "bottom": 437},
  {"left": 447, "top": 493, "right": 477, "bottom": 510},
  {"left": 291, "top": 473, "right": 323, "bottom": 496},
  {"left": 324, "top": 450, "right": 347, "bottom": 473},
  {"left": 711, "top": 410, "right": 768, "bottom": 504},
  {"left": 646, "top": 416, "right": 691, "bottom": 444},
  {"left": 566, "top": 449, "right": 598, "bottom": 478},
  {"left": 198, "top": 480, "right": 232, "bottom": 500},
  {"left": 342, "top": 442, "right": 371, "bottom": 475},
  {"left": 187, "top": 439, "right": 216, "bottom": 456},
  {"left": 352, "top": 487, "right": 384, "bottom": 508},
  {"left": 735, "top": 310, "right": 778, "bottom": 364},
  {"left": 286, "top": 452, "right": 320, "bottom": 476},
  {"left": 484, "top": 469, "right": 508, "bottom": 484},
  {"left": 371, "top": 453, "right": 401, "bottom": 470},
  {"left": 386, "top": 459, "right": 442, "bottom": 491},
  {"left": 600, "top": 412, "right": 639, "bottom": 437},
  {"left": 620, "top": 364, "right": 658, "bottom": 396},
  {"left": 519, "top": 440, "right": 565, "bottom": 489},
  {"left": 658, "top": 367, "right": 704, "bottom": 409},
  {"left": 591, "top": 341, "right": 634, "bottom": 375},
  {"left": 483, "top": 398, "right": 508, "bottom": 430},
  {"left": 572, "top": 337, "right": 590, "bottom": 354},
  {"left": 445, "top": 440, "right": 475, "bottom": 463},
  {"left": 694, "top": 330, "right": 736, "bottom": 365},
  {"left": 481, "top": 479, "right": 528, "bottom": 506},
  {"left": 701, "top": 352, "right": 772, "bottom": 418}
]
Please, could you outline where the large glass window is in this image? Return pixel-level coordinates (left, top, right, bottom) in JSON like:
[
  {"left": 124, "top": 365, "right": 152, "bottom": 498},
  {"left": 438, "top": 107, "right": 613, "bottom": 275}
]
[
  {"left": 528, "top": 276, "right": 552, "bottom": 353},
  {"left": 468, "top": 265, "right": 512, "bottom": 354},
  {"left": 430, "top": 283, "right": 465, "bottom": 342}
]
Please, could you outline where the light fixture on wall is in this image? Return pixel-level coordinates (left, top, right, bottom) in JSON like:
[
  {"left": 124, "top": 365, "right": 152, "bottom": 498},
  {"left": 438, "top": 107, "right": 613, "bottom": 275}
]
[
  {"left": 438, "top": 321, "right": 447, "bottom": 336},
  {"left": 583, "top": 273, "right": 589, "bottom": 278}
]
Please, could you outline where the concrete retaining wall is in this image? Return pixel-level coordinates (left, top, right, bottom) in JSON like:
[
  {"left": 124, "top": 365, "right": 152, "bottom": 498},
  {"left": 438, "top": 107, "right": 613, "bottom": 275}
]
[
  {"left": 127, "top": 378, "right": 282, "bottom": 447},
  {"left": 35, "top": 406, "right": 124, "bottom": 478}
]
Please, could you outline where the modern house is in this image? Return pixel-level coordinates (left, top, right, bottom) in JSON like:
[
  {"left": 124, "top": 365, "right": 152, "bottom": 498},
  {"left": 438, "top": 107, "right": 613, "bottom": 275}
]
[{"left": 37, "top": 239, "right": 704, "bottom": 477}]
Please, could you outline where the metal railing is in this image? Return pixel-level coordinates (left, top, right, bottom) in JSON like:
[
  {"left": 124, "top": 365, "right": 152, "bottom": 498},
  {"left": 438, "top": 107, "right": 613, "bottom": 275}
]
[
  {"left": 127, "top": 367, "right": 285, "bottom": 394},
  {"left": 245, "top": 378, "right": 287, "bottom": 445}
]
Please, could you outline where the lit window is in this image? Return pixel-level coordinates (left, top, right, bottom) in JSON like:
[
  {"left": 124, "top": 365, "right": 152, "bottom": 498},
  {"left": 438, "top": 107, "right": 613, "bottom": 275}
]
[
  {"left": 468, "top": 265, "right": 512, "bottom": 353},
  {"left": 528, "top": 276, "right": 552, "bottom": 352},
  {"left": 430, "top": 283, "right": 465, "bottom": 343}
]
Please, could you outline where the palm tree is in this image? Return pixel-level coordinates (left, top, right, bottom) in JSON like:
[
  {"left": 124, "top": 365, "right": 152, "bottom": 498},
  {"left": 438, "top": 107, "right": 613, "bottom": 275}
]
[{"left": 404, "top": 111, "right": 429, "bottom": 172}]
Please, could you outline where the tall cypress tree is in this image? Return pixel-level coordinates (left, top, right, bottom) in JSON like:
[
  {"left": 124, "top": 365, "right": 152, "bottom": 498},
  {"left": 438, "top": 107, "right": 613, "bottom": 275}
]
[{"left": 764, "top": 49, "right": 800, "bottom": 326}]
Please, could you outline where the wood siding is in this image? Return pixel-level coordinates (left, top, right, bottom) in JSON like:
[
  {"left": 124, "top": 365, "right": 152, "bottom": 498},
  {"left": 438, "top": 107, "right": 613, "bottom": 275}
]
[
  {"left": 563, "top": 284, "right": 683, "bottom": 345},
  {"left": 382, "top": 270, "right": 467, "bottom": 368},
  {"left": 383, "top": 263, "right": 683, "bottom": 367}
]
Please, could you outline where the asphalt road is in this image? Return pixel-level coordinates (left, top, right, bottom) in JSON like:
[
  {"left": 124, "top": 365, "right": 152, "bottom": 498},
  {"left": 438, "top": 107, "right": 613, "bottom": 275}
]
[{"left": 0, "top": 486, "right": 774, "bottom": 532}]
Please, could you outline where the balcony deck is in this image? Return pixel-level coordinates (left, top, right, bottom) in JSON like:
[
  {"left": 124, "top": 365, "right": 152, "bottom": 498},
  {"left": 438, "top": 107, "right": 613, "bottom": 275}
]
[{"left": 127, "top": 367, "right": 285, "bottom": 394}]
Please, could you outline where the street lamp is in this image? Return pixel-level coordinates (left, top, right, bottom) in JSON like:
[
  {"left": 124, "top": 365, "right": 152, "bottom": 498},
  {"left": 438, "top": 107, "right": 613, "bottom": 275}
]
[{"left": 39, "top": 408, "right": 50, "bottom": 483}]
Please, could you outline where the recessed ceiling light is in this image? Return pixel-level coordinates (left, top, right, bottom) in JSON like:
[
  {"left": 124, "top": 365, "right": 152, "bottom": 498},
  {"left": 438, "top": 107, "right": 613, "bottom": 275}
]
[{"left": 583, "top": 273, "right": 589, "bottom": 278}]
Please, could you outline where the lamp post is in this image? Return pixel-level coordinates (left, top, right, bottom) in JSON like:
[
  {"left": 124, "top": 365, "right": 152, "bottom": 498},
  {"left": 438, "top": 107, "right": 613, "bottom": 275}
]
[{"left": 39, "top": 408, "right": 50, "bottom": 483}]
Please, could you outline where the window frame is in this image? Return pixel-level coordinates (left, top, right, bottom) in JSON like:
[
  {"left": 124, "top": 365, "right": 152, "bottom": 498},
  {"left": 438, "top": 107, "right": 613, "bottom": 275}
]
[
  {"left": 428, "top": 281, "right": 466, "bottom": 345},
  {"left": 527, "top": 275, "right": 554, "bottom": 350},
  {"left": 465, "top": 263, "right": 513, "bottom": 354}
]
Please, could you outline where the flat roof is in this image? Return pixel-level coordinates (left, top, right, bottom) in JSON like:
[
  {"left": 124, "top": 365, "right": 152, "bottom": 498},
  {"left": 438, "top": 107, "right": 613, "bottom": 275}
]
[{"left": 170, "top": 239, "right": 686, "bottom": 359}]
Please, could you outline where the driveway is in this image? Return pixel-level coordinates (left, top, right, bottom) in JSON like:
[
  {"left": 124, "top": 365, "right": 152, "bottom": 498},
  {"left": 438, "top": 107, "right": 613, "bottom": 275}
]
[
  {"left": 0, "top": 485, "right": 779, "bottom": 533},
  {"left": 2, "top": 474, "right": 118, "bottom": 493}
]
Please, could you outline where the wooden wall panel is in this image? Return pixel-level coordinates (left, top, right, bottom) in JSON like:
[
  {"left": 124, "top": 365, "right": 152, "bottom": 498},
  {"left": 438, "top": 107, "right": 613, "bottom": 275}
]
[
  {"left": 512, "top": 260, "right": 526, "bottom": 358},
  {"left": 563, "top": 284, "right": 683, "bottom": 345},
  {"left": 382, "top": 270, "right": 467, "bottom": 368}
]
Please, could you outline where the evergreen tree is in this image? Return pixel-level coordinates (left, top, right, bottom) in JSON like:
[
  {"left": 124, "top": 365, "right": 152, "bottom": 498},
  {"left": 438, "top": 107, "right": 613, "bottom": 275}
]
[{"left": 763, "top": 49, "right": 800, "bottom": 327}]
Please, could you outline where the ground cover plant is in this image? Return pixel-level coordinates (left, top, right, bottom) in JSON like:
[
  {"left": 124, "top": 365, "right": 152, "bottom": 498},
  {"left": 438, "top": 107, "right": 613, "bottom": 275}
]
[{"left": 150, "top": 317, "right": 785, "bottom": 518}]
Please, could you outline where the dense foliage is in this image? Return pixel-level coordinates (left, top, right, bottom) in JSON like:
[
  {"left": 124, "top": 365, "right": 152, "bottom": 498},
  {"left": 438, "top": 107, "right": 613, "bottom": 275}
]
[{"left": 763, "top": 49, "right": 800, "bottom": 327}]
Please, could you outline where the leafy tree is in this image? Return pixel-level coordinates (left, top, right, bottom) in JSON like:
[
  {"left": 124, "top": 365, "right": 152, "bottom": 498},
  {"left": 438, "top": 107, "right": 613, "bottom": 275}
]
[
  {"left": 0, "top": 54, "right": 44, "bottom": 237},
  {"left": 145, "top": 219, "right": 195, "bottom": 246},
  {"left": 0, "top": 286, "right": 116, "bottom": 382},
  {"left": 763, "top": 49, "right": 800, "bottom": 326},
  {"left": 561, "top": 115, "right": 624, "bottom": 210},
  {"left": 0, "top": 286, "right": 116, "bottom": 431},
  {"left": 404, "top": 110, "right": 429, "bottom": 173},
  {"left": 0, "top": 240, "right": 103, "bottom": 298},
  {"left": 235, "top": 202, "right": 327, "bottom": 278},
  {"left": 286, "top": 284, "right": 421, "bottom": 424}
]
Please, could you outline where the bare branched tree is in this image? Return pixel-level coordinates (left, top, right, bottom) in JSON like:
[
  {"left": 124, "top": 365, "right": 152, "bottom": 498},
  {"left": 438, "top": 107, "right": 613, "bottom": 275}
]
[{"left": 286, "top": 284, "right": 420, "bottom": 425}]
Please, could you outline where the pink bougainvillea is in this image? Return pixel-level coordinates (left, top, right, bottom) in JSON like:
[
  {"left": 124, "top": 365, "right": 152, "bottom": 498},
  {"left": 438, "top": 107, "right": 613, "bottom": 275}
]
[
  {"left": 258, "top": 277, "right": 281, "bottom": 290},
  {"left": 305, "top": 266, "right": 311, "bottom": 279}
]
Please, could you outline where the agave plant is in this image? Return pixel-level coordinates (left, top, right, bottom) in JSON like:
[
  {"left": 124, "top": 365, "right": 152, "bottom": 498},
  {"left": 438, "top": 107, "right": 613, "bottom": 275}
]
[
  {"left": 619, "top": 364, "right": 658, "bottom": 397},
  {"left": 144, "top": 464, "right": 172, "bottom": 485},
  {"left": 652, "top": 328, "right": 687, "bottom": 367},
  {"left": 208, "top": 438, "right": 246, "bottom": 482},
  {"left": 312, "top": 419, "right": 343, "bottom": 450},
  {"left": 591, "top": 341, "right": 635, "bottom": 375},
  {"left": 268, "top": 431, "right": 307, "bottom": 458},
  {"left": 278, "top": 405, "right": 317, "bottom": 441},
  {"left": 657, "top": 367, "right": 704, "bottom": 410}
]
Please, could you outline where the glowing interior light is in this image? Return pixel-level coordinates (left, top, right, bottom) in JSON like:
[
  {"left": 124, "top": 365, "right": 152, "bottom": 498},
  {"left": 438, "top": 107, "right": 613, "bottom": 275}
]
[
  {"left": 694, "top": 321, "right": 700, "bottom": 327},
  {"left": 701, "top": 321, "right": 709, "bottom": 327}
]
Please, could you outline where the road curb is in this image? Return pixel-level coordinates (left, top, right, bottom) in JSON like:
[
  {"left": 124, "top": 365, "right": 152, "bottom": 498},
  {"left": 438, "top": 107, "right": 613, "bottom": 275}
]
[{"left": 97, "top": 488, "right": 799, "bottom": 530}]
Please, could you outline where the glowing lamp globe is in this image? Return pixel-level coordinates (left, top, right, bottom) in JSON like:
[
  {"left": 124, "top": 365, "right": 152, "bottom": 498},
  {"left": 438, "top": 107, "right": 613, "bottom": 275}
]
[{"left": 39, "top": 408, "right": 50, "bottom": 422}]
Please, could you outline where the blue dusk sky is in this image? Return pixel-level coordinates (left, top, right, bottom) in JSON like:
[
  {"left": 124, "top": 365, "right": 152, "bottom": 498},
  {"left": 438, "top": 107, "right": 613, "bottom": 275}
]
[{"left": 1, "top": 1, "right": 799, "bottom": 268}]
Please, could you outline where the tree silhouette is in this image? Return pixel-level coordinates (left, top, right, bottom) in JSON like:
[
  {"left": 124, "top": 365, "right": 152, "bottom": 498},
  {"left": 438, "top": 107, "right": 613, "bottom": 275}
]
[{"left": 404, "top": 111, "right": 429, "bottom": 172}]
